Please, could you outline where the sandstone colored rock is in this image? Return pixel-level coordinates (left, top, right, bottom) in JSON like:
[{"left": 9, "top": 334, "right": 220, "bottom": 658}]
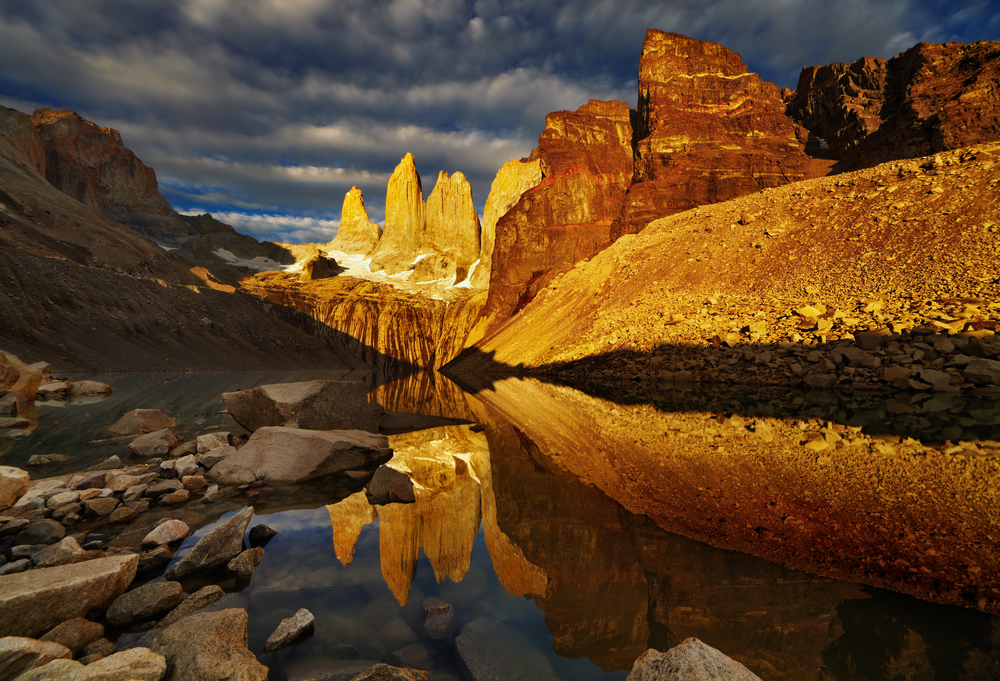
[
  {"left": 369, "top": 153, "right": 426, "bottom": 275},
  {"left": 142, "top": 520, "right": 191, "bottom": 547},
  {"left": 329, "top": 186, "right": 383, "bottom": 255},
  {"left": 0, "top": 554, "right": 138, "bottom": 638},
  {"left": 299, "top": 253, "right": 340, "bottom": 282},
  {"left": 0, "top": 466, "right": 29, "bottom": 512},
  {"left": 365, "top": 466, "right": 416, "bottom": 505},
  {"left": 613, "top": 30, "right": 820, "bottom": 240},
  {"left": 39, "top": 618, "right": 104, "bottom": 654},
  {"left": 787, "top": 40, "right": 1000, "bottom": 169},
  {"left": 626, "top": 638, "right": 762, "bottom": 680},
  {"left": 482, "top": 99, "right": 634, "bottom": 329},
  {"left": 226, "top": 547, "right": 263, "bottom": 581},
  {"left": 156, "top": 585, "right": 225, "bottom": 629},
  {"left": 349, "top": 664, "right": 429, "bottom": 681},
  {"left": 148, "top": 608, "right": 267, "bottom": 681},
  {"left": 420, "top": 170, "right": 481, "bottom": 283},
  {"left": 0, "top": 637, "right": 71, "bottom": 679},
  {"left": 33, "top": 536, "right": 95, "bottom": 569},
  {"left": 208, "top": 427, "right": 390, "bottom": 485},
  {"left": 106, "top": 581, "right": 185, "bottom": 628},
  {"left": 165, "top": 507, "right": 253, "bottom": 581},
  {"left": 0, "top": 352, "right": 42, "bottom": 400},
  {"left": 109, "top": 409, "right": 176, "bottom": 437},
  {"left": 261, "top": 607, "right": 314, "bottom": 654},
  {"left": 196, "top": 432, "right": 230, "bottom": 453},
  {"left": 222, "top": 379, "right": 378, "bottom": 433},
  {"left": 129, "top": 429, "right": 178, "bottom": 457},
  {"left": 470, "top": 158, "right": 543, "bottom": 290},
  {"left": 19, "top": 646, "right": 167, "bottom": 680}
]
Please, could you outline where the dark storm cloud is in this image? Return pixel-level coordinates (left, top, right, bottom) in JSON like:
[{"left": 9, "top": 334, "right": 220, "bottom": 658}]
[{"left": 0, "top": 0, "right": 996, "bottom": 242}]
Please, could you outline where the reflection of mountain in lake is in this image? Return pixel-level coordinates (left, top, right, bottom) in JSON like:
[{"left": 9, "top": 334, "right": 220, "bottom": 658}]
[{"left": 458, "top": 376, "right": 1000, "bottom": 617}]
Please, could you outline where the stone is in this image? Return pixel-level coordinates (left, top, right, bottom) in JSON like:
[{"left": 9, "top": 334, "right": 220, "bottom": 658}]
[
  {"left": 963, "top": 358, "right": 1000, "bottom": 385},
  {"left": 106, "top": 581, "right": 184, "bottom": 628},
  {"left": 0, "top": 466, "right": 29, "bottom": 512},
  {"left": 45, "top": 491, "right": 80, "bottom": 509},
  {"left": 196, "top": 446, "right": 232, "bottom": 470},
  {"left": 855, "top": 329, "right": 893, "bottom": 350},
  {"left": 156, "top": 585, "right": 225, "bottom": 629},
  {"left": 0, "top": 351, "right": 43, "bottom": 400},
  {"left": 81, "top": 638, "right": 116, "bottom": 659},
  {"left": 172, "top": 455, "right": 199, "bottom": 478},
  {"left": 83, "top": 497, "right": 119, "bottom": 517},
  {"left": 222, "top": 380, "right": 378, "bottom": 433},
  {"left": 0, "top": 554, "right": 138, "bottom": 638},
  {"left": 165, "top": 507, "right": 252, "bottom": 581},
  {"left": 159, "top": 489, "right": 190, "bottom": 505},
  {"left": 13, "top": 520, "right": 65, "bottom": 546},
  {"left": 328, "top": 186, "right": 383, "bottom": 256},
  {"left": 181, "top": 475, "right": 206, "bottom": 491},
  {"left": 27, "top": 454, "right": 70, "bottom": 467},
  {"left": 421, "top": 598, "right": 453, "bottom": 640},
  {"left": 108, "top": 409, "right": 176, "bottom": 437},
  {"left": 348, "top": 664, "right": 428, "bottom": 681},
  {"left": 170, "top": 441, "right": 197, "bottom": 458},
  {"left": 129, "top": 429, "right": 178, "bottom": 457},
  {"left": 33, "top": 536, "right": 96, "bottom": 569},
  {"left": 208, "top": 427, "right": 390, "bottom": 486},
  {"left": 67, "top": 380, "right": 112, "bottom": 396},
  {"left": 9, "top": 658, "right": 80, "bottom": 680},
  {"left": 455, "top": 617, "right": 559, "bottom": 681},
  {"left": 123, "top": 484, "right": 148, "bottom": 503},
  {"left": 0, "top": 637, "right": 71, "bottom": 679},
  {"left": 0, "top": 391, "right": 23, "bottom": 416},
  {"left": 86, "top": 456, "right": 123, "bottom": 471},
  {"left": 418, "top": 170, "right": 481, "bottom": 283},
  {"left": 368, "top": 153, "right": 427, "bottom": 275},
  {"left": 196, "top": 432, "right": 230, "bottom": 453},
  {"left": 0, "top": 559, "right": 31, "bottom": 575},
  {"left": 148, "top": 608, "right": 267, "bottom": 681},
  {"left": 145, "top": 480, "right": 183, "bottom": 496},
  {"left": 365, "top": 466, "right": 416, "bottom": 505},
  {"left": 39, "top": 618, "right": 104, "bottom": 654},
  {"left": 17, "top": 647, "right": 165, "bottom": 681},
  {"left": 142, "top": 520, "right": 191, "bottom": 547},
  {"left": 386, "top": 643, "right": 434, "bottom": 671},
  {"left": 247, "top": 524, "right": 277, "bottom": 548},
  {"left": 105, "top": 474, "right": 140, "bottom": 493},
  {"left": 226, "top": 547, "right": 263, "bottom": 581},
  {"left": 108, "top": 506, "right": 138, "bottom": 524},
  {"left": 137, "top": 546, "right": 173, "bottom": 573},
  {"left": 261, "top": 607, "right": 315, "bottom": 653},
  {"left": 626, "top": 638, "right": 762, "bottom": 680},
  {"left": 1, "top": 518, "right": 29, "bottom": 535},
  {"left": 299, "top": 254, "right": 340, "bottom": 282},
  {"left": 803, "top": 373, "right": 837, "bottom": 390}
]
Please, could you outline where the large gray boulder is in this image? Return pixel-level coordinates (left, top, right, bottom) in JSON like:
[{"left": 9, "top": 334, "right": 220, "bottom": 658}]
[
  {"left": 148, "top": 608, "right": 267, "bottom": 681},
  {"left": 208, "top": 427, "right": 390, "bottom": 485},
  {"left": 0, "top": 554, "right": 138, "bottom": 638},
  {"left": 455, "top": 617, "right": 559, "bottom": 681},
  {"left": 106, "top": 582, "right": 185, "bottom": 628},
  {"left": 222, "top": 380, "right": 378, "bottom": 433},
  {"left": 626, "top": 639, "right": 762, "bottom": 681},
  {"left": 165, "top": 507, "right": 252, "bottom": 581}
]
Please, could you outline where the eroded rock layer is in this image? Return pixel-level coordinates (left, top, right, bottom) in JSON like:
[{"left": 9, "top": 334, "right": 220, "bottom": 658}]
[
  {"left": 612, "top": 30, "right": 825, "bottom": 240},
  {"left": 328, "top": 186, "right": 382, "bottom": 256},
  {"left": 787, "top": 40, "right": 1000, "bottom": 169}
]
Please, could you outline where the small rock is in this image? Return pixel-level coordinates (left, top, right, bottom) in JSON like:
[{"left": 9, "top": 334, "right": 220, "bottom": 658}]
[
  {"left": 106, "top": 581, "right": 185, "bottom": 628},
  {"left": 137, "top": 546, "right": 174, "bottom": 572},
  {"left": 13, "top": 520, "right": 65, "bottom": 545},
  {"left": 261, "top": 608, "right": 315, "bottom": 653},
  {"left": 27, "top": 455, "right": 71, "bottom": 467},
  {"left": 142, "top": 519, "right": 191, "bottom": 547},
  {"left": 197, "top": 432, "right": 231, "bottom": 453},
  {"left": 421, "top": 598, "right": 453, "bottom": 640},
  {"left": 365, "top": 466, "right": 416, "bottom": 505},
  {"left": 165, "top": 507, "right": 253, "bottom": 581},
  {"left": 0, "top": 466, "right": 30, "bottom": 513},
  {"left": 159, "top": 489, "right": 190, "bottom": 505},
  {"left": 227, "top": 547, "right": 264, "bottom": 581},
  {"left": 146, "top": 480, "right": 183, "bottom": 497},
  {"left": 45, "top": 491, "right": 80, "bottom": 509},
  {"left": 0, "top": 559, "right": 31, "bottom": 574},
  {"left": 174, "top": 454, "right": 199, "bottom": 478},
  {"left": 626, "top": 638, "right": 762, "bottom": 680},
  {"left": 123, "top": 484, "right": 149, "bottom": 503},
  {"left": 0, "top": 637, "right": 71, "bottom": 679},
  {"left": 109, "top": 506, "right": 139, "bottom": 524},
  {"left": 248, "top": 524, "right": 277, "bottom": 548},
  {"left": 68, "top": 381, "right": 112, "bottom": 396},
  {"left": 33, "top": 536, "right": 96, "bottom": 569},
  {"left": 39, "top": 618, "right": 104, "bottom": 654},
  {"left": 83, "top": 497, "right": 119, "bottom": 517},
  {"left": 81, "top": 637, "right": 116, "bottom": 658},
  {"left": 86, "top": 455, "right": 123, "bottom": 471},
  {"left": 182, "top": 475, "right": 207, "bottom": 491},
  {"left": 348, "top": 664, "right": 429, "bottom": 681},
  {"left": 148, "top": 608, "right": 267, "bottom": 681}
]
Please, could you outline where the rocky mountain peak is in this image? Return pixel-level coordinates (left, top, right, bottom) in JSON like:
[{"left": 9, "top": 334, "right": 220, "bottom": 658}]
[
  {"left": 422, "top": 171, "right": 481, "bottom": 283},
  {"left": 368, "top": 153, "right": 427, "bottom": 275},
  {"left": 328, "top": 186, "right": 382, "bottom": 256}
]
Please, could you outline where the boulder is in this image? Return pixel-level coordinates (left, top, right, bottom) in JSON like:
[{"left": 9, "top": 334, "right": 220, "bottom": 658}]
[
  {"left": 142, "top": 520, "right": 191, "bottom": 547},
  {"left": 129, "top": 429, "right": 178, "bottom": 457},
  {"left": 0, "top": 554, "right": 138, "bottom": 638},
  {"left": 148, "top": 608, "right": 267, "bottom": 681},
  {"left": 222, "top": 380, "right": 378, "bottom": 433},
  {"left": 626, "top": 638, "right": 762, "bottom": 680},
  {"left": 13, "top": 520, "right": 65, "bottom": 546},
  {"left": 455, "top": 617, "right": 559, "bottom": 681},
  {"left": 247, "top": 524, "right": 277, "bottom": 548},
  {"left": 328, "top": 186, "right": 383, "bottom": 256},
  {"left": 196, "top": 433, "right": 229, "bottom": 453},
  {"left": 82, "top": 497, "right": 119, "bottom": 517},
  {"left": 67, "top": 381, "right": 112, "bottom": 396},
  {"left": 226, "top": 547, "right": 263, "bottom": 581},
  {"left": 365, "top": 466, "right": 416, "bottom": 505},
  {"left": 39, "top": 618, "right": 104, "bottom": 654},
  {"left": 963, "top": 358, "right": 1000, "bottom": 385},
  {"left": 108, "top": 409, "right": 176, "bottom": 436},
  {"left": 173, "top": 455, "right": 199, "bottom": 478},
  {"left": 261, "top": 607, "right": 315, "bottom": 653},
  {"left": 156, "top": 585, "right": 225, "bottom": 629},
  {"left": 0, "top": 466, "right": 29, "bottom": 512},
  {"left": 165, "top": 507, "right": 253, "bottom": 581},
  {"left": 16, "top": 647, "right": 166, "bottom": 681},
  {"left": 0, "top": 637, "right": 71, "bottom": 679},
  {"left": 299, "top": 254, "right": 340, "bottom": 282},
  {"left": 0, "top": 351, "right": 43, "bottom": 400},
  {"left": 208, "top": 427, "right": 390, "bottom": 485},
  {"left": 33, "top": 536, "right": 96, "bottom": 569},
  {"left": 421, "top": 598, "right": 453, "bottom": 640},
  {"left": 106, "top": 581, "right": 185, "bottom": 628}
]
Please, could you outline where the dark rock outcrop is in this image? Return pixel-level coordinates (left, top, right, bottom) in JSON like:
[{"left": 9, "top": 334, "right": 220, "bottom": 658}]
[
  {"left": 786, "top": 40, "right": 1000, "bottom": 169},
  {"left": 222, "top": 380, "right": 378, "bottom": 433}
]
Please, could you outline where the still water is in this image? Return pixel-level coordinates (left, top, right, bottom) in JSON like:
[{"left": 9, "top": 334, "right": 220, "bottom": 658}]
[{"left": 7, "top": 370, "right": 1000, "bottom": 679}]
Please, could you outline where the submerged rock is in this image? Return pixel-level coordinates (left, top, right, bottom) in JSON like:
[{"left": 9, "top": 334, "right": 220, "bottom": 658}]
[
  {"left": 223, "top": 379, "right": 378, "bottom": 433},
  {"left": 626, "top": 638, "right": 761, "bottom": 680},
  {"left": 455, "top": 617, "right": 559, "bottom": 681},
  {"left": 108, "top": 409, "right": 176, "bottom": 436},
  {"left": 261, "top": 607, "right": 315, "bottom": 654},
  {"left": 365, "top": 466, "right": 416, "bottom": 505}
]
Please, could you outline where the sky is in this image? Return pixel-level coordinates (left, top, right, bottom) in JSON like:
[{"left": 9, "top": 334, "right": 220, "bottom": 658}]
[{"left": 1, "top": 0, "right": 997, "bottom": 244}]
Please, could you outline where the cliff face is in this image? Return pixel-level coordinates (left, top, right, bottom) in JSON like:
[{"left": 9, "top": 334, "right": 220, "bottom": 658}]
[
  {"left": 470, "top": 158, "right": 542, "bottom": 290},
  {"left": 481, "top": 99, "right": 633, "bottom": 328},
  {"left": 613, "top": 30, "right": 824, "bottom": 240},
  {"left": 420, "top": 171, "right": 481, "bottom": 283},
  {"left": 328, "top": 186, "right": 382, "bottom": 256},
  {"left": 369, "top": 153, "right": 427, "bottom": 275},
  {"left": 787, "top": 40, "right": 1000, "bottom": 169}
]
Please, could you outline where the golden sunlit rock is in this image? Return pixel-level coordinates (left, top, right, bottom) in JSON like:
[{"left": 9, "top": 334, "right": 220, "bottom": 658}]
[{"left": 328, "top": 186, "right": 382, "bottom": 256}]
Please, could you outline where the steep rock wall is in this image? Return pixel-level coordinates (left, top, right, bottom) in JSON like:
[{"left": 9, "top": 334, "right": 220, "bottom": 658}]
[
  {"left": 369, "top": 153, "right": 426, "bottom": 275},
  {"left": 328, "top": 185, "right": 382, "bottom": 256},
  {"left": 420, "top": 170, "right": 481, "bottom": 283}
]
